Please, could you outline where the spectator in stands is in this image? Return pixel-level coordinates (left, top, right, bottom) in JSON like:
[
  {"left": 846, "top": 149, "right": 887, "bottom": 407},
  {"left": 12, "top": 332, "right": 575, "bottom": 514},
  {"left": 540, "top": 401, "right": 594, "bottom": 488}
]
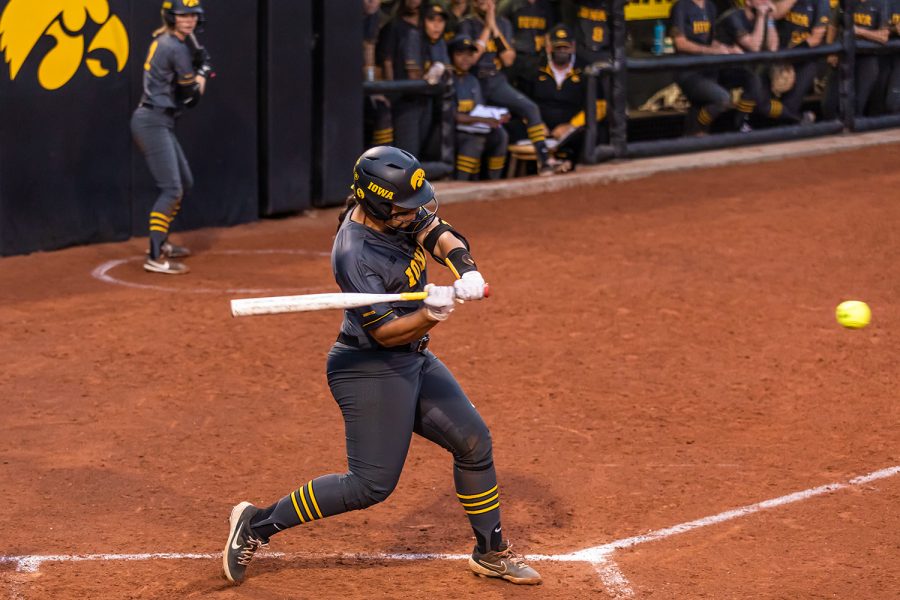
[
  {"left": 519, "top": 24, "right": 607, "bottom": 170},
  {"left": 715, "top": 0, "right": 784, "bottom": 130},
  {"left": 423, "top": 2, "right": 452, "bottom": 80},
  {"left": 668, "top": 0, "right": 736, "bottom": 135},
  {"left": 449, "top": 35, "right": 510, "bottom": 179},
  {"left": 884, "top": 0, "right": 900, "bottom": 112},
  {"left": 498, "top": 0, "right": 558, "bottom": 89},
  {"left": 772, "top": 0, "right": 830, "bottom": 123},
  {"left": 459, "top": 0, "right": 561, "bottom": 174},
  {"left": 849, "top": 0, "right": 890, "bottom": 115},
  {"left": 569, "top": 1, "right": 610, "bottom": 69}
]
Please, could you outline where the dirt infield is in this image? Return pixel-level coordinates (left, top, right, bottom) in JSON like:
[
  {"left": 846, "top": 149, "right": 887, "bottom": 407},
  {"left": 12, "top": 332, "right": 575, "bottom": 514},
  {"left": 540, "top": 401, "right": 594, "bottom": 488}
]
[{"left": 2, "top": 144, "right": 899, "bottom": 599}]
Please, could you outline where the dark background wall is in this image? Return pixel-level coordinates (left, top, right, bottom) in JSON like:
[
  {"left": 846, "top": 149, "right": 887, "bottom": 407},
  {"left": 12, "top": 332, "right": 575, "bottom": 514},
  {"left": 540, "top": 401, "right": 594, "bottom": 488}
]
[{"left": 0, "top": 0, "right": 361, "bottom": 256}]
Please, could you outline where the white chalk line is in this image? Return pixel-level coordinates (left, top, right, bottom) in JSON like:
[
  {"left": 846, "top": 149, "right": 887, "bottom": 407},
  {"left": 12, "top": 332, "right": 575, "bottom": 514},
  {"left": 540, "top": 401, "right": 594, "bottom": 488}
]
[
  {"left": 2, "top": 465, "right": 897, "bottom": 598},
  {"left": 91, "top": 249, "right": 331, "bottom": 294}
]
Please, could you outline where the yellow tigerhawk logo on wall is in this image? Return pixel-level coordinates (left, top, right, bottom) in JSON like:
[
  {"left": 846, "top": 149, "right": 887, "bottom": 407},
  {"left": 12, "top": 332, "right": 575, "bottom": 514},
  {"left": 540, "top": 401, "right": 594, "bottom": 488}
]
[
  {"left": 0, "top": 0, "right": 129, "bottom": 90},
  {"left": 410, "top": 168, "right": 425, "bottom": 190}
]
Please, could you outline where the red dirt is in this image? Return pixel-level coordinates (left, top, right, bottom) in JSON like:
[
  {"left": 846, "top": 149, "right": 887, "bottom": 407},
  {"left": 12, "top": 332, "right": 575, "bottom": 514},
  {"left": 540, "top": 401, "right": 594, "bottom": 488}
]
[{"left": 2, "top": 144, "right": 899, "bottom": 599}]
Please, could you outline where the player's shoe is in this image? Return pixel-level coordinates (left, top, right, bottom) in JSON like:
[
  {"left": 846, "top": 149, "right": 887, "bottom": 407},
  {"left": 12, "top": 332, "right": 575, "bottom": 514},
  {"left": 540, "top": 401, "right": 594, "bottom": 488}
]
[
  {"left": 538, "top": 157, "right": 563, "bottom": 177},
  {"left": 468, "top": 541, "right": 542, "bottom": 585},
  {"left": 223, "top": 501, "right": 268, "bottom": 584},
  {"left": 161, "top": 241, "right": 191, "bottom": 258},
  {"left": 143, "top": 256, "right": 189, "bottom": 274}
]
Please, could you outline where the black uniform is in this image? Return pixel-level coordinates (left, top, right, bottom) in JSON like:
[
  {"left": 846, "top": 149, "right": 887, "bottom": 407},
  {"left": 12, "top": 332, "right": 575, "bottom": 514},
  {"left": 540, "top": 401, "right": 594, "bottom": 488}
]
[
  {"left": 850, "top": 0, "right": 891, "bottom": 114},
  {"left": 885, "top": 0, "right": 900, "bottom": 112},
  {"left": 246, "top": 209, "right": 504, "bottom": 556},
  {"left": 458, "top": 13, "right": 553, "bottom": 166},
  {"left": 669, "top": 0, "right": 732, "bottom": 133},
  {"left": 379, "top": 18, "right": 432, "bottom": 154},
  {"left": 572, "top": 0, "right": 610, "bottom": 67},
  {"left": 131, "top": 31, "right": 201, "bottom": 261},
  {"left": 776, "top": 0, "right": 830, "bottom": 120},
  {"left": 498, "top": 0, "right": 558, "bottom": 88},
  {"left": 520, "top": 63, "right": 607, "bottom": 162},
  {"left": 453, "top": 69, "right": 509, "bottom": 179},
  {"left": 716, "top": 8, "right": 785, "bottom": 123}
]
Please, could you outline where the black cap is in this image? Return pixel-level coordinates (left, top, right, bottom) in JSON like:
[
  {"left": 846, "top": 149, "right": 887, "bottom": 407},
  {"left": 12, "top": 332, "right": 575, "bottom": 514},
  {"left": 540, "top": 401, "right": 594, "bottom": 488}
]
[
  {"left": 424, "top": 3, "right": 447, "bottom": 19},
  {"left": 548, "top": 24, "right": 574, "bottom": 48},
  {"left": 449, "top": 34, "right": 477, "bottom": 54}
]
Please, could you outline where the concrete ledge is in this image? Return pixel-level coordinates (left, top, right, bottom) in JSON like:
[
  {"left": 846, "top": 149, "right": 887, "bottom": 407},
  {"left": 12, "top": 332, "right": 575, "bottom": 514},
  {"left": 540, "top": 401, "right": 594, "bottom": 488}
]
[{"left": 433, "top": 129, "right": 900, "bottom": 205}]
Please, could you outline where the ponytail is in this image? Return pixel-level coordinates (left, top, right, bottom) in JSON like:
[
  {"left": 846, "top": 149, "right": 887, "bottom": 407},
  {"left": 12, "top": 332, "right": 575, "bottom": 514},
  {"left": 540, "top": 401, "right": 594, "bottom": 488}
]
[{"left": 336, "top": 195, "right": 359, "bottom": 231}]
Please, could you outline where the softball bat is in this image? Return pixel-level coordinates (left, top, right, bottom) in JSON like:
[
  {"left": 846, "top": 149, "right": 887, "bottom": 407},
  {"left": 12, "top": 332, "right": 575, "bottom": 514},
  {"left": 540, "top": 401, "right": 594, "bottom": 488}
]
[{"left": 230, "top": 285, "right": 489, "bottom": 317}]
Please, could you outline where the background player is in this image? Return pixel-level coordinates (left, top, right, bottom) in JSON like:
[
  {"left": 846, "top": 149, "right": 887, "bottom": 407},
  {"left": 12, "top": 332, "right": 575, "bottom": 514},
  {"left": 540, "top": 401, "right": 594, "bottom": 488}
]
[
  {"left": 450, "top": 35, "right": 510, "bottom": 179},
  {"left": 223, "top": 146, "right": 542, "bottom": 587},
  {"left": 132, "top": 0, "right": 211, "bottom": 274},
  {"left": 668, "top": 0, "right": 736, "bottom": 135}
]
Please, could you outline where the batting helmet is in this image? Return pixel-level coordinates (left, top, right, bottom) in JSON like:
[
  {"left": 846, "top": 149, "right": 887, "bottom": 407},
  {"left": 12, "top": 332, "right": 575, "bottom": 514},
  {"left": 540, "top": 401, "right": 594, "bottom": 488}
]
[
  {"left": 352, "top": 146, "right": 436, "bottom": 226},
  {"left": 162, "top": 0, "right": 204, "bottom": 26}
]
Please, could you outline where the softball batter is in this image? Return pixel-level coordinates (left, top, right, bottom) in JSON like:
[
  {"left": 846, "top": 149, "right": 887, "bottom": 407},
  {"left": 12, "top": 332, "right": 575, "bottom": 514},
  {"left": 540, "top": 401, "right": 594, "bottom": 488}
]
[{"left": 223, "top": 146, "right": 542, "bottom": 586}]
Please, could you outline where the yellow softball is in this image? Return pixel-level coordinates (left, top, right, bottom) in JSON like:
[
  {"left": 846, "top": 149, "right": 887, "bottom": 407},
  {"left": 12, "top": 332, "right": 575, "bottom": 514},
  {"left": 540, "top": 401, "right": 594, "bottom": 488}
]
[{"left": 835, "top": 300, "right": 871, "bottom": 329}]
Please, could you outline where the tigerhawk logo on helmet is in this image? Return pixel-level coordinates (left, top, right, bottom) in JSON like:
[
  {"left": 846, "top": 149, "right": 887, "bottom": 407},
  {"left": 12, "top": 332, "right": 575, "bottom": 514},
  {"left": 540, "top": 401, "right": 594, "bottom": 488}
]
[{"left": 352, "top": 146, "right": 437, "bottom": 232}]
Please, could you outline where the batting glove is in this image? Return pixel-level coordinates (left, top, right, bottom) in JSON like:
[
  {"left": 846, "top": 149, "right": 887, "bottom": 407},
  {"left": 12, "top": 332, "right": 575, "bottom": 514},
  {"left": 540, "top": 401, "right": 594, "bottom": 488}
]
[
  {"left": 423, "top": 284, "right": 455, "bottom": 321},
  {"left": 452, "top": 271, "right": 486, "bottom": 302}
]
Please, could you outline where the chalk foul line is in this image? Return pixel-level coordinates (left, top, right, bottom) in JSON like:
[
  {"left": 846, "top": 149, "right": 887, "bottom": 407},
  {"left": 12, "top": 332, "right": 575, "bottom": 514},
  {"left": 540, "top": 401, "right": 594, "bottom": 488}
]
[{"left": 2, "top": 465, "right": 897, "bottom": 598}]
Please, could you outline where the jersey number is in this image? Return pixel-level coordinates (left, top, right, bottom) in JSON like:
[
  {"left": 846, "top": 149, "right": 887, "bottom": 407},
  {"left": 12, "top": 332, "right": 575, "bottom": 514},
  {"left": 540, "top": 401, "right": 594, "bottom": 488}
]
[
  {"left": 144, "top": 40, "right": 159, "bottom": 71},
  {"left": 592, "top": 27, "right": 604, "bottom": 43}
]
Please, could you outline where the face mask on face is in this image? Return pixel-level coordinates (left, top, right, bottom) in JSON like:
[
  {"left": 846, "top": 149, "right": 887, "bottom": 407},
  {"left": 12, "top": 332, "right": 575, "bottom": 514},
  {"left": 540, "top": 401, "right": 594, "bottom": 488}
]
[{"left": 551, "top": 50, "right": 572, "bottom": 66}]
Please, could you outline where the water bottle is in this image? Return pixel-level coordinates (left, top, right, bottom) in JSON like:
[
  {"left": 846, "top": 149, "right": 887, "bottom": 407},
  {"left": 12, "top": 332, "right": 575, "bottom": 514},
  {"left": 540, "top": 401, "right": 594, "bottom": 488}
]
[{"left": 652, "top": 19, "right": 665, "bottom": 56}]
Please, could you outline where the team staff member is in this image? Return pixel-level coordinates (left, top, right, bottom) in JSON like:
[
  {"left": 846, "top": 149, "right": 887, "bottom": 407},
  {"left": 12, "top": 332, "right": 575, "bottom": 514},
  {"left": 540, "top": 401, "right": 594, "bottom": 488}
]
[
  {"left": 520, "top": 25, "right": 607, "bottom": 169},
  {"left": 222, "top": 146, "right": 542, "bottom": 586},
  {"left": 669, "top": 0, "right": 736, "bottom": 135},
  {"left": 498, "top": 0, "right": 557, "bottom": 89},
  {"left": 773, "top": 0, "right": 830, "bottom": 122},
  {"left": 715, "top": 0, "right": 783, "bottom": 129},
  {"left": 450, "top": 35, "right": 510, "bottom": 179},
  {"left": 460, "top": 0, "right": 561, "bottom": 174},
  {"left": 132, "top": 0, "right": 210, "bottom": 275}
]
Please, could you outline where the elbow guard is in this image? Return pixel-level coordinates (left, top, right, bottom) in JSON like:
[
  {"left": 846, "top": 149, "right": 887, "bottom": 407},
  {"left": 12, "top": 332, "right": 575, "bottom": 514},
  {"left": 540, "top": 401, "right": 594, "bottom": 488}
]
[
  {"left": 421, "top": 219, "right": 477, "bottom": 277},
  {"left": 422, "top": 219, "right": 470, "bottom": 260}
]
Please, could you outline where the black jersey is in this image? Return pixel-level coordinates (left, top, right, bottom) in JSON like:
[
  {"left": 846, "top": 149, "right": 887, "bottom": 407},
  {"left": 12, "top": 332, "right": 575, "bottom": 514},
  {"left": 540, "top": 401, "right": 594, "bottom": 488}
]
[
  {"left": 332, "top": 212, "right": 428, "bottom": 345},
  {"left": 377, "top": 18, "right": 422, "bottom": 79},
  {"left": 778, "top": 0, "right": 830, "bottom": 47},
  {"left": 499, "top": 0, "right": 557, "bottom": 55},
  {"left": 669, "top": 0, "right": 717, "bottom": 46},
  {"left": 573, "top": 0, "right": 610, "bottom": 54},
  {"left": 139, "top": 32, "right": 196, "bottom": 109},
  {"left": 425, "top": 37, "right": 450, "bottom": 70},
  {"left": 454, "top": 70, "right": 485, "bottom": 113},
  {"left": 459, "top": 14, "right": 516, "bottom": 77},
  {"left": 715, "top": 8, "right": 759, "bottom": 47},
  {"left": 891, "top": 0, "right": 900, "bottom": 36},
  {"left": 851, "top": 0, "right": 890, "bottom": 30},
  {"left": 524, "top": 65, "right": 587, "bottom": 128}
]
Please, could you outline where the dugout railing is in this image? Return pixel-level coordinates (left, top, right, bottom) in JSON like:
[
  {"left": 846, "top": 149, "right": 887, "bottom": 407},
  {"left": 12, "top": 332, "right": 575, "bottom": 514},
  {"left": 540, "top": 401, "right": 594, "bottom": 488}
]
[{"left": 582, "top": 0, "right": 900, "bottom": 164}]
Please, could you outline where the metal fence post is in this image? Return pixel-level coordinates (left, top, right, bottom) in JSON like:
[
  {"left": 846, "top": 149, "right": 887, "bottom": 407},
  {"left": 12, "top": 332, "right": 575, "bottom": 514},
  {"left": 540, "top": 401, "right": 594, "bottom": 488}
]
[{"left": 610, "top": 0, "right": 628, "bottom": 158}]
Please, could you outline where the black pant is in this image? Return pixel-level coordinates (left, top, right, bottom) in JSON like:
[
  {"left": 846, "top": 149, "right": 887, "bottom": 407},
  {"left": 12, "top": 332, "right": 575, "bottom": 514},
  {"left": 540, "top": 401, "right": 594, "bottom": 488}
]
[
  {"left": 855, "top": 55, "right": 881, "bottom": 116},
  {"left": 886, "top": 54, "right": 900, "bottom": 113},
  {"left": 779, "top": 60, "right": 819, "bottom": 122},
  {"left": 250, "top": 345, "right": 504, "bottom": 552},
  {"left": 131, "top": 107, "right": 193, "bottom": 258},
  {"left": 677, "top": 70, "right": 731, "bottom": 133}
]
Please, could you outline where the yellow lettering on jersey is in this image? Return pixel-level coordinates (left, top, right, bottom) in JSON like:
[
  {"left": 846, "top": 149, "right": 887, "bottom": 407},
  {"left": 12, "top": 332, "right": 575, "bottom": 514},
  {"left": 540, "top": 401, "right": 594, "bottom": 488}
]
[
  {"left": 404, "top": 246, "right": 428, "bottom": 288},
  {"left": 592, "top": 26, "right": 604, "bottom": 42},
  {"left": 517, "top": 16, "right": 546, "bottom": 30},
  {"left": 787, "top": 12, "right": 810, "bottom": 27},
  {"left": 458, "top": 99, "right": 474, "bottom": 113},
  {"left": 535, "top": 35, "right": 546, "bottom": 51},
  {"left": 366, "top": 181, "right": 395, "bottom": 200},
  {"left": 854, "top": 13, "right": 872, "bottom": 26},
  {"left": 791, "top": 30, "right": 810, "bottom": 45},
  {"left": 578, "top": 6, "right": 608, "bottom": 21},
  {"left": 693, "top": 20, "right": 711, "bottom": 34}
]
